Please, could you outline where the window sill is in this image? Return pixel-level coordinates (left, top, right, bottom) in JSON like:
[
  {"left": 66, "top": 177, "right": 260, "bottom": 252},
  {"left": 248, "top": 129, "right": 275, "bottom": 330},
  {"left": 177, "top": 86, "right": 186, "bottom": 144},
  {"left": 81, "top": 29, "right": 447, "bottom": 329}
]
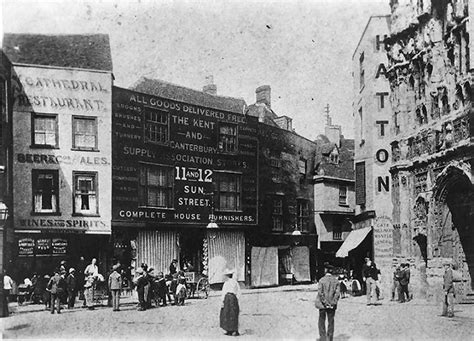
[
  {"left": 31, "top": 211, "right": 62, "bottom": 216},
  {"left": 71, "top": 148, "right": 100, "bottom": 152},
  {"left": 339, "top": 203, "right": 349, "bottom": 207},
  {"left": 30, "top": 145, "right": 59, "bottom": 149},
  {"left": 72, "top": 213, "right": 100, "bottom": 217},
  {"left": 215, "top": 210, "right": 244, "bottom": 213}
]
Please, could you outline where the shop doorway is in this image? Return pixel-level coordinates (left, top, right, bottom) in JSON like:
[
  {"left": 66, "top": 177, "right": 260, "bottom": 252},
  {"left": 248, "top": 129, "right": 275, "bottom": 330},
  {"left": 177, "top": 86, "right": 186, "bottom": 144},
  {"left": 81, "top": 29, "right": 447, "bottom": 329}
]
[{"left": 179, "top": 229, "right": 206, "bottom": 274}]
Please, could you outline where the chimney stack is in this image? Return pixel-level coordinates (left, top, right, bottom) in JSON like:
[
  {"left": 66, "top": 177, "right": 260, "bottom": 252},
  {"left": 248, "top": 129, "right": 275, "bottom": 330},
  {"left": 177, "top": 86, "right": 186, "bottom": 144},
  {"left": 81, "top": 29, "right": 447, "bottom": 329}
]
[
  {"left": 256, "top": 85, "right": 271, "bottom": 107},
  {"left": 203, "top": 75, "right": 217, "bottom": 95}
]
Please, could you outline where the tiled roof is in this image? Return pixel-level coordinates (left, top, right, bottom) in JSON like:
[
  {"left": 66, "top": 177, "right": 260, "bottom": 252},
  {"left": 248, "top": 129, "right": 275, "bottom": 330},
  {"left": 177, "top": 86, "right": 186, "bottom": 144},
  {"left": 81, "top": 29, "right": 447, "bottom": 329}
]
[
  {"left": 131, "top": 77, "right": 246, "bottom": 114},
  {"left": 3, "top": 33, "right": 113, "bottom": 72},
  {"left": 245, "top": 103, "right": 279, "bottom": 127},
  {"left": 314, "top": 137, "right": 354, "bottom": 180}
]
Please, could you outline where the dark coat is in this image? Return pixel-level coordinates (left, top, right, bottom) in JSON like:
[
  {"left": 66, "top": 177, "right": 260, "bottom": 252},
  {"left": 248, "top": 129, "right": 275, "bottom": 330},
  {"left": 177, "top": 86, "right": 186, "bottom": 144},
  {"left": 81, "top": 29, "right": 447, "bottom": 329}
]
[
  {"left": 66, "top": 274, "right": 77, "bottom": 292},
  {"left": 362, "top": 263, "right": 379, "bottom": 280}
]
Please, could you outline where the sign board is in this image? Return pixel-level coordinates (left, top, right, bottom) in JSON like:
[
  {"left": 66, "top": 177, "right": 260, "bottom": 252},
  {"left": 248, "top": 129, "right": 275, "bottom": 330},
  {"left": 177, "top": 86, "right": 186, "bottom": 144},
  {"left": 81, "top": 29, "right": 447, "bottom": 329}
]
[
  {"left": 18, "top": 238, "right": 35, "bottom": 256},
  {"left": 112, "top": 87, "right": 258, "bottom": 226}
]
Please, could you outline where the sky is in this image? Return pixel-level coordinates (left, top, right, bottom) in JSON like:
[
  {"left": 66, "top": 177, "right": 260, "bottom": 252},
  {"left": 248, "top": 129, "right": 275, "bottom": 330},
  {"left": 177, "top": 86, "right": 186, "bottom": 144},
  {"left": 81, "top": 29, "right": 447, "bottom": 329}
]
[{"left": 2, "top": 0, "right": 390, "bottom": 140}]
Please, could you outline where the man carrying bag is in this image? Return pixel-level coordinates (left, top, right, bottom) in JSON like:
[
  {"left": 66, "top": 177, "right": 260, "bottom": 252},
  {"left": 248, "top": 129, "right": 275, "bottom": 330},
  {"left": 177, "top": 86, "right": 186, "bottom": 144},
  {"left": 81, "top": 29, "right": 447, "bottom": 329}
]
[{"left": 315, "top": 264, "right": 341, "bottom": 341}]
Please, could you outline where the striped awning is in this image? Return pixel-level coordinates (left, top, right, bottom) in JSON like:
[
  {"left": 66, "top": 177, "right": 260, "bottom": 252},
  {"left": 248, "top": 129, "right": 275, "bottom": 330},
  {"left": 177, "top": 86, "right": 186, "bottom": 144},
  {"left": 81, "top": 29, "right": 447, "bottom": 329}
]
[{"left": 335, "top": 227, "right": 372, "bottom": 258}]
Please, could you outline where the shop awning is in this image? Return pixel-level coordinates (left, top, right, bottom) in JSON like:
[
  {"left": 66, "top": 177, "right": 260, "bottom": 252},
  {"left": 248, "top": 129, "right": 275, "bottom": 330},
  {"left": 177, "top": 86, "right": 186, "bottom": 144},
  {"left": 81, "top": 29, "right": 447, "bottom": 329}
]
[{"left": 335, "top": 226, "right": 372, "bottom": 258}]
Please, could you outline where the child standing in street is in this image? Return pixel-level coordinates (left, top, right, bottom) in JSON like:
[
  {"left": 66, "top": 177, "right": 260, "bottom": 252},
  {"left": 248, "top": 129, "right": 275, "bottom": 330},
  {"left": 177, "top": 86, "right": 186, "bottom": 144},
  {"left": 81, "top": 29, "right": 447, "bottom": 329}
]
[
  {"left": 175, "top": 278, "right": 187, "bottom": 306},
  {"left": 108, "top": 264, "right": 122, "bottom": 311}
]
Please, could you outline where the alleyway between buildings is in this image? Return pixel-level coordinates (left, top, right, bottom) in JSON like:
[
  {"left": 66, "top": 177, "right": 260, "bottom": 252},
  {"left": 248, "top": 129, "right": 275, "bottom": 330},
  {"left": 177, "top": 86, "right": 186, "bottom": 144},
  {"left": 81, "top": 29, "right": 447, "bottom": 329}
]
[{"left": 1, "top": 284, "right": 473, "bottom": 340}]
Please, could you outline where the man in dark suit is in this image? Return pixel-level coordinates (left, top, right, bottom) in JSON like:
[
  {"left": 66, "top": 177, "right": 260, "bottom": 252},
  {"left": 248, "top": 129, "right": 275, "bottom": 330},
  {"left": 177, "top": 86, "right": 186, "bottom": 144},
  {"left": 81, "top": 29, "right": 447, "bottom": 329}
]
[
  {"left": 48, "top": 269, "right": 65, "bottom": 314},
  {"left": 398, "top": 263, "right": 410, "bottom": 303},
  {"left": 66, "top": 268, "right": 77, "bottom": 309},
  {"left": 317, "top": 264, "right": 341, "bottom": 341}
]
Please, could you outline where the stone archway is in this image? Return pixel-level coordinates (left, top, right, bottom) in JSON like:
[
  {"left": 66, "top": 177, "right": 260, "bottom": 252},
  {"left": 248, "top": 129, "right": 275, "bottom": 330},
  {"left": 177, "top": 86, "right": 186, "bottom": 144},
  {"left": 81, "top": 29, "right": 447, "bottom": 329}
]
[{"left": 431, "top": 164, "right": 474, "bottom": 299}]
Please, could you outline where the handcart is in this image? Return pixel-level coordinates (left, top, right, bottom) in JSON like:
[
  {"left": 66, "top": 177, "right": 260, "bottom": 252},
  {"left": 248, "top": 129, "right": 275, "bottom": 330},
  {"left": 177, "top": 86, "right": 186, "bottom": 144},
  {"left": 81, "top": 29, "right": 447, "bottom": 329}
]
[{"left": 183, "top": 272, "right": 210, "bottom": 299}]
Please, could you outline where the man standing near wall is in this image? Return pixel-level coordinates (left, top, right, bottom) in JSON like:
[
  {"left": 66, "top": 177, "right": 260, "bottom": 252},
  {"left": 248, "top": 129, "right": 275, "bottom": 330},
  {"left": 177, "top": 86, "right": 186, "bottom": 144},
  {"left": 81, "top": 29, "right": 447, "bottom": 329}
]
[
  {"left": 362, "top": 258, "right": 379, "bottom": 305},
  {"left": 442, "top": 261, "right": 455, "bottom": 318}
]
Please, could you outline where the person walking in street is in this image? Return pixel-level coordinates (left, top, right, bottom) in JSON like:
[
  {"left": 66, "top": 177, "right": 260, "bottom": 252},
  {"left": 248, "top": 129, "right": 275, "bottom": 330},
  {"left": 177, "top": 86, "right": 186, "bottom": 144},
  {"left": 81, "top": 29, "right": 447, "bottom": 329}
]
[
  {"left": 66, "top": 268, "right": 77, "bottom": 309},
  {"left": 442, "top": 260, "right": 455, "bottom": 318},
  {"left": 316, "top": 264, "right": 340, "bottom": 341},
  {"left": 47, "top": 269, "right": 65, "bottom": 314},
  {"left": 362, "top": 257, "right": 379, "bottom": 305},
  {"left": 3, "top": 270, "right": 13, "bottom": 316},
  {"left": 220, "top": 269, "right": 240, "bottom": 336},
  {"left": 108, "top": 264, "right": 122, "bottom": 311}
]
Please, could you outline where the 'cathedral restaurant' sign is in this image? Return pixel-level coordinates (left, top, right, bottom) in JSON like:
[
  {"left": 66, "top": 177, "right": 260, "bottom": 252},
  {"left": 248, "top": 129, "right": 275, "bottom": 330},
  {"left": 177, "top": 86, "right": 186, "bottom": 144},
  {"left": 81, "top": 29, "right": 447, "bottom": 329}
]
[{"left": 112, "top": 87, "right": 258, "bottom": 226}]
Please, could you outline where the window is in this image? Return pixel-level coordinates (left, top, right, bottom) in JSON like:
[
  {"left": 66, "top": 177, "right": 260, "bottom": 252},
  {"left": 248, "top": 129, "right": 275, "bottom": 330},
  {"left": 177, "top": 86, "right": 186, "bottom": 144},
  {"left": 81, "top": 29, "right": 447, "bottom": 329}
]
[
  {"left": 272, "top": 196, "right": 283, "bottom": 231},
  {"left": 139, "top": 164, "right": 173, "bottom": 208},
  {"left": 358, "top": 107, "right": 364, "bottom": 143},
  {"left": 216, "top": 172, "right": 241, "bottom": 211},
  {"left": 32, "top": 170, "right": 59, "bottom": 214},
  {"left": 218, "top": 124, "right": 238, "bottom": 153},
  {"left": 333, "top": 225, "right": 342, "bottom": 240},
  {"left": 355, "top": 161, "right": 366, "bottom": 205},
  {"left": 339, "top": 185, "right": 348, "bottom": 205},
  {"left": 298, "top": 158, "right": 307, "bottom": 175},
  {"left": 330, "top": 149, "right": 339, "bottom": 164},
  {"left": 73, "top": 172, "right": 98, "bottom": 215},
  {"left": 359, "top": 52, "right": 365, "bottom": 89},
  {"left": 297, "top": 200, "right": 310, "bottom": 232},
  {"left": 32, "top": 114, "right": 58, "bottom": 147},
  {"left": 73, "top": 116, "right": 97, "bottom": 150},
  {"left": 144, "top": 110, "right": 169, "bottom": 144}
]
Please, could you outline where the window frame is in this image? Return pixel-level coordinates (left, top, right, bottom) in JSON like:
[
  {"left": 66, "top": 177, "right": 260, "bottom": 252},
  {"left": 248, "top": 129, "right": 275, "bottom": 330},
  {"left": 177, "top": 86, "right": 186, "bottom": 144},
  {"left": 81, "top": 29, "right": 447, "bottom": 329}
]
[
  {"left": 32, "top": 169, "right": 59, "bottom": 215},
  {"left": 271, "top": 195, "right": 284, "bottom": 232},
  {"left": 298, "top": 158, "right": 307, "bottom": 175},
  {"left": 143, "top": 109, "right": 170, "bottom": 145},
  {"left": 218, "top": 122, "right": 238, "bottom": 154},
  {"left": 138, "top": 163, "right": 174, "bottom": 209},
  {"left": 72, "top": 115, "right": 98, "bottom": 151},
  {"left": 72, "top": 171, "right": 99, "bottom": 216},
  {"left": 31, "top": 113, "right": 59, "bottom": 148},
  {"left": 215, "top": 171, "right": 242, "bottom": 212},
  {"left": 339, "top": 185, "right": 348, "bottom": 206},
  {"left": 296, "top": 199, "right": 310, "bottom": 232}
]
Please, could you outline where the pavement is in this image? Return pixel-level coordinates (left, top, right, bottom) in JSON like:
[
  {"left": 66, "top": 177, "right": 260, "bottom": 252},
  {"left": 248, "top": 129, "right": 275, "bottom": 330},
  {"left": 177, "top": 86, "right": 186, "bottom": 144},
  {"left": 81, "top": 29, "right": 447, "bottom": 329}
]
[{"left": 1, "top": 283, "right": 474, "bottom": 340}]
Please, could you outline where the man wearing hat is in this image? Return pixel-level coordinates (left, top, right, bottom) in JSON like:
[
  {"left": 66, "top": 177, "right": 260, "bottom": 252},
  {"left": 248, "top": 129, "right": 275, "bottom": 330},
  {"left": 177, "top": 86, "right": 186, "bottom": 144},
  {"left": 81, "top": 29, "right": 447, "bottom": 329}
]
[
  {"left": 316, "top": 264, "right": 340, "bottom": 341},
  {"left": 108, "top": 264, "right": 122, "bottom": 311},
  {"left": 442, "top": 260, "right": 455, "bottom": 317},
  {"left": 66, "top": 268, "right": 77, "bottom": 309},
  {"left": 362, "top": 257, "right": 380, "bottom": 305},
  {"left": 134, "top": 268, "right": 147, "bottom": 311}
]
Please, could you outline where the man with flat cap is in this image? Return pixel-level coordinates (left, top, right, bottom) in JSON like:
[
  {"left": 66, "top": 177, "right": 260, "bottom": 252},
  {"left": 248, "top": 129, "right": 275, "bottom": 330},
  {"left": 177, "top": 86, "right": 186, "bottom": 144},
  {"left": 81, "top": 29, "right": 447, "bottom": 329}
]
[{"left": 316, "top": 263, "right": 340, "bottom": 341}]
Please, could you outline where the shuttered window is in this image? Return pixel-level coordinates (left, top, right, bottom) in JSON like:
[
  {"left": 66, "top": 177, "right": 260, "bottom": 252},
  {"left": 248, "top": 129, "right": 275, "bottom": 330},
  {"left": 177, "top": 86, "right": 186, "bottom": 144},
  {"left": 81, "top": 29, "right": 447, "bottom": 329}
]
[{"left": 355, "top": 161, "right": 366, "bottom": 205}]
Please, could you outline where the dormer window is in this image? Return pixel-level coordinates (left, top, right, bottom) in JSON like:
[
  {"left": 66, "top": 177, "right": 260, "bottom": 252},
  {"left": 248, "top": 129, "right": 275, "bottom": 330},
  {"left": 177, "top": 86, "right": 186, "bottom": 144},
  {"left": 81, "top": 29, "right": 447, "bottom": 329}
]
[{"left": 329, "top": 148, "right": 339, "bottom": 164}]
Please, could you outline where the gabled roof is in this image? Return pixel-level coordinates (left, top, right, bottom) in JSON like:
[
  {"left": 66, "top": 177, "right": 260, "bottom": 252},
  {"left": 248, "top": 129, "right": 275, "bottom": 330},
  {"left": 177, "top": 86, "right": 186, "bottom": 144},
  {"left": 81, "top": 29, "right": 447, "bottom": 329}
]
[
  {"left": 131, "top": 77, "right": 246, "bottom": 114},
  {"left": 314, "top": 136, "right": 354, "bottom": 180},
  {"left": 3, "top": 33, "right": 113, "bottom": 72}
]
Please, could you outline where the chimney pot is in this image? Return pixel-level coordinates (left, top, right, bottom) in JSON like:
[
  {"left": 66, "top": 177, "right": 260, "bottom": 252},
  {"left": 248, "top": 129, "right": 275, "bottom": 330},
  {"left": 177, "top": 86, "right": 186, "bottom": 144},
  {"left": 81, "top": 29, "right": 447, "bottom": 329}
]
[{"left": 203, "top": 75, "right": 217, "bottom": 95}]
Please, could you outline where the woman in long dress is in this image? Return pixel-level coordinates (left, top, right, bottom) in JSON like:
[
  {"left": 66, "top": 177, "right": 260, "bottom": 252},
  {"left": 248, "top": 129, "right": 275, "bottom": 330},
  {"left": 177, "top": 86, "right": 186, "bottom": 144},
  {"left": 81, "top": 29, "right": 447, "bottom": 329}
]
[{"left": 220, "top": 269, "right": 240, "bottom": 336}]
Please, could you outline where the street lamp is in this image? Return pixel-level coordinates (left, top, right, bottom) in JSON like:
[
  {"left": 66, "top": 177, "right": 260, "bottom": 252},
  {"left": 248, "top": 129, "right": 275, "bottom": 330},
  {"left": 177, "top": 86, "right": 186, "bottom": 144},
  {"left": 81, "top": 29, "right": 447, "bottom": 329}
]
[
  {"left": 0, "top": 201, "right": 9, "bottom": 318},
  {"left": 292, "top": 227, "right": 302, "bottom": 246}
]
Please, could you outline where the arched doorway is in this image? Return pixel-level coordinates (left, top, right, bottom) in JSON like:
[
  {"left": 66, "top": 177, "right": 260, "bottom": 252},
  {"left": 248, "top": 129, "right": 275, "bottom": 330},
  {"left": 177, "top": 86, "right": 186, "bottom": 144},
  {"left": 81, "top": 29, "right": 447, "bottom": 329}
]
[{"left": 432, "top": 165, "right": 474, "bottom": 299}]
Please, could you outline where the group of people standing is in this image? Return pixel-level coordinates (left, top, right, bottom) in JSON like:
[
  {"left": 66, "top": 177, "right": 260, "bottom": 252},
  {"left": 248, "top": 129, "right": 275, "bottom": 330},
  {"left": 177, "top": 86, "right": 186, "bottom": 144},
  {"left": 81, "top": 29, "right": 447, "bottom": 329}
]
[{"left": 391, "top": 263, "right": 411, "bottom": 303}]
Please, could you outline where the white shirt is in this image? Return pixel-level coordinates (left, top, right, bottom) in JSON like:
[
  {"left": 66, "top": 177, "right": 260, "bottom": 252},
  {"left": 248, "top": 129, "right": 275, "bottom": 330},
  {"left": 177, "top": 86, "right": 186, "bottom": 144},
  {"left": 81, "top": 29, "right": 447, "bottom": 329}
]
[
  {"left": 221, "top": 277, "right": 240, "bottom": 302},
  {"left": 4, "top": 275, "right": 13, "bottom": 290},
  {"left": 84, "top": 264, "right": 98, "bottom": 277}
]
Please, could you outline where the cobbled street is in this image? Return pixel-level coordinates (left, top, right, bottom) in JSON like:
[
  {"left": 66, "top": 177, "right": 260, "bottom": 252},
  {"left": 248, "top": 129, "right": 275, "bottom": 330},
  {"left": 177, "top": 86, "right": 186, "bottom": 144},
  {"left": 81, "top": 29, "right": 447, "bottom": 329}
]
[{"left": 2, "top": 285, "right": 473, "bottom": 340}]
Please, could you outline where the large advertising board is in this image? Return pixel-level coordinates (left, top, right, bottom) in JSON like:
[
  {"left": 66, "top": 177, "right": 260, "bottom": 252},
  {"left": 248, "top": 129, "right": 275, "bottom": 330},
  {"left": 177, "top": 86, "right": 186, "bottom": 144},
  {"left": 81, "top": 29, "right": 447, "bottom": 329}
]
[{"left": 112, "top": 87, "right": 258, "bottom": 226}]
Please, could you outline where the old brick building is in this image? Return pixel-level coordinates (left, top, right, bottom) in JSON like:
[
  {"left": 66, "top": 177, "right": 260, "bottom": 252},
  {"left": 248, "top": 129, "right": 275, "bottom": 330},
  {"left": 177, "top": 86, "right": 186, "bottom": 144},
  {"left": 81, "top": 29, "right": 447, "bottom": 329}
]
[{"left": 386, "top": 0, "right": 474, "bottom": 302}]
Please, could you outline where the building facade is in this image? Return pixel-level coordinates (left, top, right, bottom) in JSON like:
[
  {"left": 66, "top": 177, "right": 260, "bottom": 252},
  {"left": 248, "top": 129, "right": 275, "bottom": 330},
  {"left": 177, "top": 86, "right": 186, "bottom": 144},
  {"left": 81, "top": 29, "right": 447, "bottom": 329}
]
[
  {"left": 4, "top": 34, "right": 114, "bottom": 278},
  {"left": 386, "top": 0, "right": 474, "bottom": 301},
  {"left": 246, "top": 86, "right": 317, "bottom": 287},
  {"left": 351, "top": 15, "right": 393, "bottom": 293},
  {"left": 314, "top": 120, "right": 355, "bottom": 279},
  {"left": 112, "top": 79, "right": 258, "bottom": 286}
]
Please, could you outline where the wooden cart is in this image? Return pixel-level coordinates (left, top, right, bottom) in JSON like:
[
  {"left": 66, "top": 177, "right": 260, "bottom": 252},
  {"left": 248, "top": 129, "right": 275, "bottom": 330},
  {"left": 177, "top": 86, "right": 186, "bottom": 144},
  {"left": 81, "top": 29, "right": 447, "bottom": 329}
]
[{"left": 183, "top": 272, "right": 210, "bottom": 299}]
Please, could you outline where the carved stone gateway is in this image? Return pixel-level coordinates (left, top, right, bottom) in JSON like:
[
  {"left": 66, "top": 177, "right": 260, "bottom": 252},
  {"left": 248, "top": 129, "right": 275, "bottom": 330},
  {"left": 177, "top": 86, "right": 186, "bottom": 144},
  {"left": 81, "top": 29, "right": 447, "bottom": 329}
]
[{"left": 429, "top": 164, "right": 474, "bottom": 301}]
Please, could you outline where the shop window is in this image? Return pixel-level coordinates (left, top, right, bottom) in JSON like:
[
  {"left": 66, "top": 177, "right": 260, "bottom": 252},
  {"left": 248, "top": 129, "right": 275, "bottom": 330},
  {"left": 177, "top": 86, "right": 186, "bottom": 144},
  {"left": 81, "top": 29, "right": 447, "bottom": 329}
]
[
  {"left": 139, "top": 164, "right": 174, "bottom": 208},
  {"left": 272, "top": 196, "right": 283, "bottom": 231},
  {"left": 73, "top": 172, "right": 98, "bottom": 215},
  {"left": 339, "top": 185, "right": 348, "bottom": 205},
  {"left": 32, "top": 114, "right": 58, "bottom": 147},
  {"left": 144, "top": 109, "right": 169, "bottom": 144},
  {"left": 218, "top": 123, "right": 238, "bottom": 153},
  {"left": 297, "top": 199, "right": 310, "bottom": 232},
  {"left": 216, "top": 172, "right": 241, "bottom": 211},
  {"left": 32, "top": 170, "right": 59, "bottom": 214},
  {"left": 72, "top": 116, "right": 97, "bottom": 150}
]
